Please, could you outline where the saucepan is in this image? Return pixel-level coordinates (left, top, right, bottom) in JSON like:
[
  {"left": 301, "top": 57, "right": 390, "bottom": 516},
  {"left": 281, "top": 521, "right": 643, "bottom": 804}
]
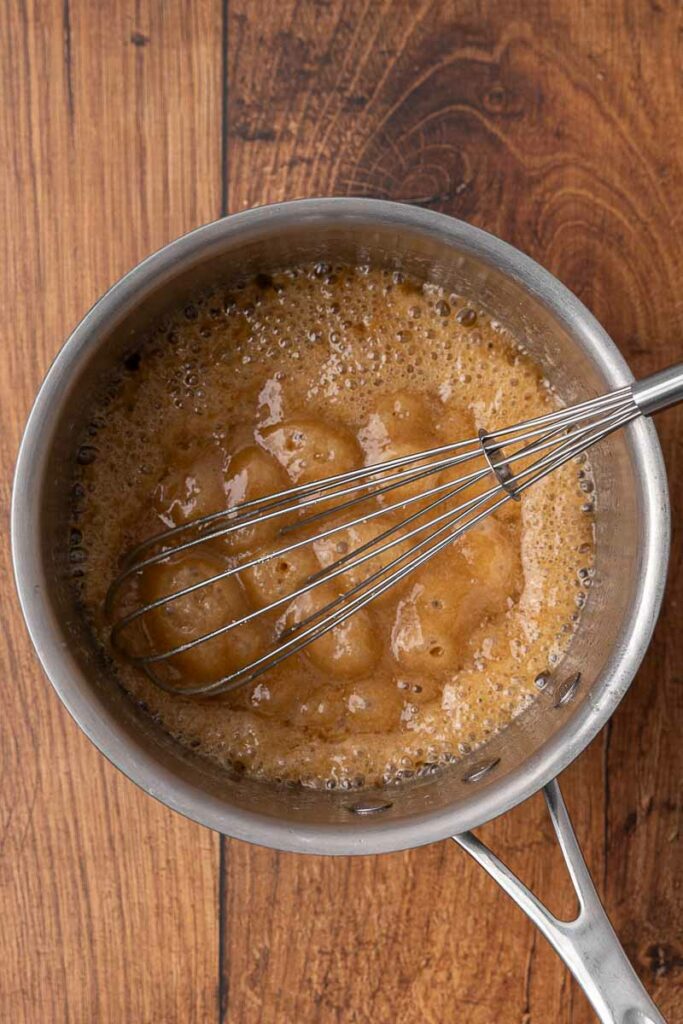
[{"left": 12, "top": 199, "right": 670, "bottom": 1023}]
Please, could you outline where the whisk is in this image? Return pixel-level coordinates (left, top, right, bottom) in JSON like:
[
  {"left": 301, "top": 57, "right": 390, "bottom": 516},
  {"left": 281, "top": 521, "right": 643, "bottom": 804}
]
[{"left": 107, "top": 363, "right": 683, "bottom": 697}]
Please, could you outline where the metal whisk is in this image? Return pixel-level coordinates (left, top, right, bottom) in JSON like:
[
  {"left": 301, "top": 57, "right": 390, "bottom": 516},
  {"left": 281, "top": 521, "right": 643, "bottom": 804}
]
[{"left": 107, "top": 363, "right": 683, "bottom": 697}]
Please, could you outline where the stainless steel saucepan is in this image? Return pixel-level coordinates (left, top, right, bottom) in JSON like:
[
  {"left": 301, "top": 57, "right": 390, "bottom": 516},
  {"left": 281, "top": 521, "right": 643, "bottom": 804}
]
[{"left": 12, "top": 199, "right": 670, "bottom": 1023}]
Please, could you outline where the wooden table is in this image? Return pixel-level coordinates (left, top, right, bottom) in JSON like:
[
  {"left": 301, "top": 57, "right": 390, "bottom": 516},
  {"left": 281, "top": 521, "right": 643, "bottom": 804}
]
[{"left": 1, "top": 3, "right": 681, "bottom": 1021}]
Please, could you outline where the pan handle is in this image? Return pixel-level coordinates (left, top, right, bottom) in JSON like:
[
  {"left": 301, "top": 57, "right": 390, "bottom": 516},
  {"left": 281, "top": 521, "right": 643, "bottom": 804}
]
[{"left": 452, "top": 779, "right": 666, "bottom": 1024}]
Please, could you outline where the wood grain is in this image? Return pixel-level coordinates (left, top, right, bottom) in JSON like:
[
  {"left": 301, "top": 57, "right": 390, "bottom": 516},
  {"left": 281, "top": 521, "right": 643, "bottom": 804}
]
[
  {"left": 1, "top": 2, "right": 222, "bottom": 1022},
  {"left": 223, "top": 2, "right": 682, "bottom": 1022},
  {"left": 1, "top": 1, "right": 681, "bottom": 1022}
]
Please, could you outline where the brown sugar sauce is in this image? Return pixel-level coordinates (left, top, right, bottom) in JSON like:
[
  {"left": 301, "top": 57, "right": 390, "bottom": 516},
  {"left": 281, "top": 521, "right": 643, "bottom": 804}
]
[{"left": 72, "top": 263, "right": 594, "bottom": 790}]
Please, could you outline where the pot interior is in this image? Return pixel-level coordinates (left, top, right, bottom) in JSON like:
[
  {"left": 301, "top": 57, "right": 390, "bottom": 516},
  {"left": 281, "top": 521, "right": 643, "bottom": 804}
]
[{"left": 20, "top": 203, "right": 665, "bottom": 852}]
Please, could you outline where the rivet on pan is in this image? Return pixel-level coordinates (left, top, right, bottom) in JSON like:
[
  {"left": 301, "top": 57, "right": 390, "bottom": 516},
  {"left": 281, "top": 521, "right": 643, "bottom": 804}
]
[
  {"left": 347, "top": 798, "right": 393, "bottom": 816},
  {"left": 553, "top": 671, "right": 582, "bottom": 708},
  {"left": 534, "top": 671, "right": 551, "bottom": 690},
  {"left": 462, "top": 757, "right": 501, "bottom": 784}
]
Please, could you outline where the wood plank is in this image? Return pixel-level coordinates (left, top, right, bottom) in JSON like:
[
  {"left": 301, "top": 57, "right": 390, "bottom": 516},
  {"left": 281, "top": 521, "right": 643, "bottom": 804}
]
[
  {"left": 0, "top": 2, "right": 222, "bottom": 1021},
  {"left": 223, "top": 2, "right": 682, "bottom": 1022}
]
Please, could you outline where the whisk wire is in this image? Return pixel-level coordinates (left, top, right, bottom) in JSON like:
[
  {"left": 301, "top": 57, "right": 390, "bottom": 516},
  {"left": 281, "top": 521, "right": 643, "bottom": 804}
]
[
  {"left": 113, "top": 404, "right": 596, "bottom": 655},
  {"left": 278, "top": 403, "right": 641, "bottom": 644},
  {"left": 105, "top": 369, "right": 683, "bottom": 698},
  {"left": 112, "top": 387, "right": 634, "bottom": 603},
  {"left": 157, "top": 412, "right": 618, "bottom": 688}
]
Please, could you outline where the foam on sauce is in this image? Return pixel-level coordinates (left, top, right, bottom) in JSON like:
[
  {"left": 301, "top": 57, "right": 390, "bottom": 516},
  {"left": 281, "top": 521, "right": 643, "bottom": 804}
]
[{"left": 71, "top": 264, "right": 595, "bottom": 790}]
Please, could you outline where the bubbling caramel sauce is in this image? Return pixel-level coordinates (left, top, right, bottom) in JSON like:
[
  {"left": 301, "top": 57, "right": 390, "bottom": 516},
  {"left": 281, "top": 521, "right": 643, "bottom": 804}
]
[{"left": 71, "top": 264, "right": 594, "bottom": 789}]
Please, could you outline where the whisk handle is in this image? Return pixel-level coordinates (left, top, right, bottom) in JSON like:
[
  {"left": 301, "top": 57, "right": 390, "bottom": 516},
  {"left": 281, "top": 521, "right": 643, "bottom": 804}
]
[{"left": 631, "top": 362, "right": 683, "bottom": 416}]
